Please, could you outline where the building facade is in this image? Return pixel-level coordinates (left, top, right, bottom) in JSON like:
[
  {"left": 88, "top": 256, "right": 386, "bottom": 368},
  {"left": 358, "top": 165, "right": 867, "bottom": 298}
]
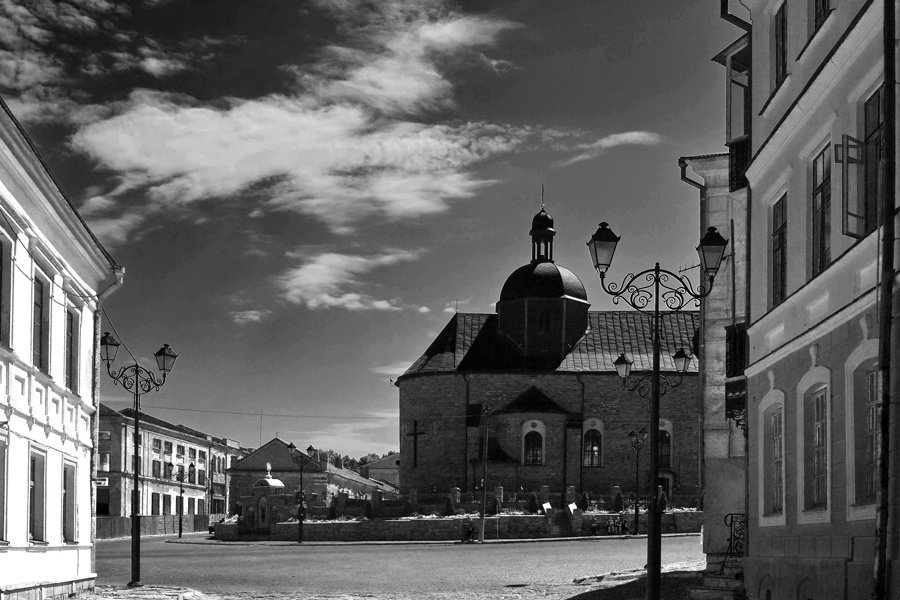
[
  {"left": 728, "top": 1, "right": 896, "bottom": 598},
  {"left": 397, "top": 210, "right": 702, "bottom": 502},
  {"left": 98, "top": 404, "right": 244, "bottom": 520},
  {"left": 0, "top": 100, "right": 121, "bottom": 598}
]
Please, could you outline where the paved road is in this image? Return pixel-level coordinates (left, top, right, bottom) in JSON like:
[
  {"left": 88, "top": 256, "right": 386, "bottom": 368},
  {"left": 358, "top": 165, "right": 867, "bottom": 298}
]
[{"left": 95, "top": 534, "right": 704, "bottom": 599}]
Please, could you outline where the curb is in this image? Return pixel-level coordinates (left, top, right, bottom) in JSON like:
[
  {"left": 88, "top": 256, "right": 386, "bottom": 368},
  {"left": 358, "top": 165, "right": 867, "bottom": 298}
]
[{"left": 162, "top": 532, "right": 700, "bottom": 547}]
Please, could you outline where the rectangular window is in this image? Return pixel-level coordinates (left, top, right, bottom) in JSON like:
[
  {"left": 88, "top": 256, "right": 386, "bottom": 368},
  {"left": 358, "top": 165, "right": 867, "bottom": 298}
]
[
  {"left": 99, "top": 430, "right": 111, "bottom": 440},
  {"left": 176, "top": 444, "right": 184, "bottom": 458},
  {"left": 188, "top": 498, "right": 195, "bottom": 515},
  {"left": 772, "top": 409, "right": 784, "bottom": 513},
  {"left": 64, "top": 309, "right": 79, "bottom": 392},
  {"left": 864, "top": 370, "right": 880, "bottom": 502},
  {"left": 152, "top": 460, "right": 161, "bottom": 478},
  {"left": 163, "top": 494, "right": 172, "bottom": 514},
  {"left": 774, "top": 3, "right": 788, "bottom": 87},
  {"left": 198, "top": 499, "right": 206, "bottom": 515},
  {"left": 198, "top": 450, "right": 206, "bottom": 465},
  {"left": 863, "top": 87, "right": 885, "bottom": 236},
  {"left": 189, "top": 448, "right": 196, "bottom": 461},
  {"left": 164, "top": 441, "right": 173, "bottom": 455},
  {"left": 812, "top": 389, "right": 828, "bottom": 506},
  {"left": 198, "top": 470, "right": 207, "bottom": 486},
  {"left": 188, "top": 467, "right": 196, "bottom": 485},
  {"left": 29, "top": 452, "right": 46, "bottom": 541},
  {"left": 772, "top": 195, "right": 788, "bottom": 306},
  {"left": 62, "top": 462, "right": 76, "bottom": 542},
  {"left": 99, "top": 453, "right": 110, "bottom": 471},
  {"left": 32, "top": 277, "right": 47, "bottom": 371},
  {"left": 151, "top": 492, "right": 160, "bottom": 516},
  {"left": 152, "top": 438, "right": 161, "bottom": 453},
  {"left": 132, "top": 455, "right": 140, "bottom": 475},
  {"left": 812, "top": 144, "right": 832, "bottom": 276}
]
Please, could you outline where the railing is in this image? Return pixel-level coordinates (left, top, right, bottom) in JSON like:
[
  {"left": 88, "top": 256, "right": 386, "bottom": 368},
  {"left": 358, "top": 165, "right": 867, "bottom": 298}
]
[{"left": 721, "top": 512, "right": 746, "bottom": 573}]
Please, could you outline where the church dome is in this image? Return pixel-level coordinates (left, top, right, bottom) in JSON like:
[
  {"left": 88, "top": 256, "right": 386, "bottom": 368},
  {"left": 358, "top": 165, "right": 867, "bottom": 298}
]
[
  {"left": 253, "top": 477, "right": 284, "bottom": 488},
  {"left": 499, "top": 261, "right": 587, "bottom": 302}
]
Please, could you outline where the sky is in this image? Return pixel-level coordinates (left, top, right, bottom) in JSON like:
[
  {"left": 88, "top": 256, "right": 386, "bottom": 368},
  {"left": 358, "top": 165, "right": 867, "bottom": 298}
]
[{"left": 0, "top": 0, "right": 743, "bottom": 457}]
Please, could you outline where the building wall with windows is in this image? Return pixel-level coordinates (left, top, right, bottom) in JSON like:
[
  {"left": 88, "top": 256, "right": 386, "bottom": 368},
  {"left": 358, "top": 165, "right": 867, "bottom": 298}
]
[
  {"left": 738, "top": 1, "right": 891, "bottom": 598},
  {"left": 97, "top": 404, "right": 244, "bottom": 521},
  {"left": 0, "top": 100, "right": 120, "bottom": 597}
]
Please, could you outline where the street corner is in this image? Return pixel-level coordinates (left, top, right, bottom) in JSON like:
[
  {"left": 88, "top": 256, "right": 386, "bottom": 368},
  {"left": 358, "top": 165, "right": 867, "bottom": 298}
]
[{"left": 83, "top": 585, "right": 223, "bottom": 600}]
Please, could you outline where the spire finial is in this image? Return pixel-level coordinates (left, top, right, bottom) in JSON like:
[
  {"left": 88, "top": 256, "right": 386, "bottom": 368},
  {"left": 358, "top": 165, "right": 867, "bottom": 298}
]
[{"left": 541, "top": 185, "right": 545, "bottom": 209}]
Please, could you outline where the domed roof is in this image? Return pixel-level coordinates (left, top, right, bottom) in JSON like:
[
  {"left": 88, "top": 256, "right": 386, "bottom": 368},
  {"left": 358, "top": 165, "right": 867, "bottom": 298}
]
[
  {"left": 530, "top": 207, "right": 555, "bottom": 235},
  {"left": 499, "top": 261, "right": 587, "bottom": 302},
  {"left": 253, "top": 476, "right": 285, "bottom": 488}
]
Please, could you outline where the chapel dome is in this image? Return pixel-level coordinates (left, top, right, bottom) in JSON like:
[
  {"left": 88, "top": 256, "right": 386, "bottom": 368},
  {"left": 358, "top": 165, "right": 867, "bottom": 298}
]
[
  {"left": 253, "top": 477, "right": 284, "bottom": 488},
  {"left": 499, "top": 261, "right": 587, "bottom": 302},
  {"left": 530, "top": 207, "right": 555, "bottom": 235}
]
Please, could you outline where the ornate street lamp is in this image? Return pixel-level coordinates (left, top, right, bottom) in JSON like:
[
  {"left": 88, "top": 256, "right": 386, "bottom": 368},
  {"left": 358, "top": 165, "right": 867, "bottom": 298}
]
[
  {"left": 628, "top": 428, "right": 649, "bottom": 535},
  {"left": 287, "top": 442, "right": 307, "bottom": 544},
  {"left": 100, "top": 332, "right": 177, "bottom": 587},
  {"left": 168, "top": 461, "right": 195, "bottom": 538},
  {"left": 587, "top": 223, "right": 727, "bottom": 600}
]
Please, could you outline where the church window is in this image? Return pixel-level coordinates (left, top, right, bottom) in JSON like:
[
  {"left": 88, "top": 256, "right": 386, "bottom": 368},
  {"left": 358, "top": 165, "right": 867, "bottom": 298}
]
[
  {"left": 845, "top": 337, "right": 879, "bottom": 519},
  {"left": 524, "top": 432, "right": 542, "bottom": 465},
  {"left": 796, "top": 363, "right": 831, "bottom": 522},
  {"left": 537, "top": 311, "right": 551, "bottom": 336},
  {"left": 658, "top": 430, "right": 672, "bottom": 468},
  {"left": 582, "top": 429, "right": 601, "bottom": 467}
]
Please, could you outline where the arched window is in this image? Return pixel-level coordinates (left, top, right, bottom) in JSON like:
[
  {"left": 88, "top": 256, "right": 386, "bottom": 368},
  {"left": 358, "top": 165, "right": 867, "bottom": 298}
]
[
  {"left": 658, "top": 430, "right": 672, "bottom": 468},
  {"left": 758, "top": 386, "right": 786, "bottom": 526},
  {"left": 845, "top": 335, "right": 879, "bottom": 521},
  {"left": 583, "top": 429, "right": 601, "bottom": 467},
  {"left": 796, "top": 363, "right": 831, "bottom": 524},
  {"left": 524, "top": 431, "right": 543, "bottom": 465}
]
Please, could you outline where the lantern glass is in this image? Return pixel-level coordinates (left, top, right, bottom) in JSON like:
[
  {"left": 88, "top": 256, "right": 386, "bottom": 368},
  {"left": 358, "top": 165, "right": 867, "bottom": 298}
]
[
  {"left": 100, "top": 332, "right": 120, "bottom": 364},
  {"left": 613, "top": 353, "right": 633, "bottom": 379},
  {"left": 154, "top": 344, "right": 178, "bottom": 374},
  {"left": 697, "top": 226, "right": 729, "bottom": 278},
  {"left": 672, "top": 347, "right": 691, "bottom": 373},
  {"left": 586, "top": 222, "right": 621, "bottom": 273}
]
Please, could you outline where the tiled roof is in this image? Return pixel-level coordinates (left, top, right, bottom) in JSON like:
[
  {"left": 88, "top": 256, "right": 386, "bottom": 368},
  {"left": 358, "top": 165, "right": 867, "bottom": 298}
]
[{"left": 399, "top": 311, "right": 698, "bottom": 379}]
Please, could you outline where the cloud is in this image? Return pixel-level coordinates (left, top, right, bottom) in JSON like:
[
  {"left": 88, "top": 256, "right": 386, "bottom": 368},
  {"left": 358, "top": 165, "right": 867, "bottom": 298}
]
[
  {"left": 417, "top": 306, "right": 430, "bottom": 314},
  {"left": 370, "top": 360, "right": 414, "bottom": 376},
  {"left": 556, "top": 131, "right": 664, "bottom": 167},
  {"left": 277, "top": 249, "right": 420, "bottom": 311},
  {"left": 230, "top": 309, "right": 272, "bottom": 325}
]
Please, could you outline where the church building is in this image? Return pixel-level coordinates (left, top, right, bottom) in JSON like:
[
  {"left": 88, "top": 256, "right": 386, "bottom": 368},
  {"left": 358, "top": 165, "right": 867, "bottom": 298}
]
[{"left": 396, "top": 209, "right": 702, "bottom": 500}]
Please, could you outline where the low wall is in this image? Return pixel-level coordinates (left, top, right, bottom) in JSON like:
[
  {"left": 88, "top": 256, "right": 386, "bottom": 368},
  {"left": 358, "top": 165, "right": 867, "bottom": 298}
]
[
  {"left": 215, "top": 511, "right": 702, "bottom": 542},
  {"left": 580, "top": 511, "right": 703, "bottom": 535},
  {"left": 96, "top": 514, "right": 218, "bottom": 539}
]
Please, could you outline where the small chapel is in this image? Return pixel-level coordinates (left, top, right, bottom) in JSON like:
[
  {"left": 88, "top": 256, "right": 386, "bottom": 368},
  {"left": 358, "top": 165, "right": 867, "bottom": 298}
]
[{"left": 396, "top": 208, "right": 702, "bottom": 500}]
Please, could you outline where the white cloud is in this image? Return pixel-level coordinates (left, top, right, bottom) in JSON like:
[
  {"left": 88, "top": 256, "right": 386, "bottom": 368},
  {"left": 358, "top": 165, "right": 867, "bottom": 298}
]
[
  {"left": 370, "top": 360, "right": 414, "bottom": 376},
  {"left": 277, "top": 249, "right": 420, "bottom": 311},
  {"left": 230, "top": 309, "right": 272, "bottom": 325},
  {"left": 417, "top": 306, "right": 430, "bottom": 313},
  {"left": 556, "top": 131, "right": 664, "bottom": 167}
]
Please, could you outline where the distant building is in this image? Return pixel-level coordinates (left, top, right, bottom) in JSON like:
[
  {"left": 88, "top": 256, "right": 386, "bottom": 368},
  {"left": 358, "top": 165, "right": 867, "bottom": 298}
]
[
  {"left": 227, "top": 438, "right": 395, "bottom": 513},
  {"left": 0, "top": 99, "right": 121, "bottom": 597},
  {"left": 98, "top": 404, "right": 245, "bottom": 519},
  {"left": 362, "top": 453, "right": 401, "bottom": 487},
  {"left": 396, "top": 210, "right": 701, "bottom": 500}
]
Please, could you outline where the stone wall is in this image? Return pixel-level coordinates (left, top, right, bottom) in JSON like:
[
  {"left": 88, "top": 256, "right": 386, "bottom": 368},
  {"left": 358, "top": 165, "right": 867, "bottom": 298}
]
[{"left": 214, "top": 511, "right": 702, "bottom": 542}]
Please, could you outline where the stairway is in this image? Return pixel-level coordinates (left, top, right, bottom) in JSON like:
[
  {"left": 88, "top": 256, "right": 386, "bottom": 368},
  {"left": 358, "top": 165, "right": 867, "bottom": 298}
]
[
  {"left": 688, "top": 560, "right": 746, "bottom": 600},
  {"left": 547, "top": 509, "right": 574, "bottom": 537}
]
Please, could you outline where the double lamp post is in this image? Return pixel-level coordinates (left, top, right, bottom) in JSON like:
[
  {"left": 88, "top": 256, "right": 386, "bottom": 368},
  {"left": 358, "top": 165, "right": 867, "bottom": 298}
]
[
  {"left": 170, "top": 461, "right": 195, "bottom": 539},
  {"left": 100, "top": 332, "right": 178, "bottom": 588},
  {"left": 287, "top": 442, "right": 314, "bottom": 544},
  {"left": 586, "top": 222, "right": 727, "bottom": 600}
]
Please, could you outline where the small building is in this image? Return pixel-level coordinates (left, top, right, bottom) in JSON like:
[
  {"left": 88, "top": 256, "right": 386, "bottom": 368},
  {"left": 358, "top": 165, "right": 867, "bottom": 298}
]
[
  {"left": 362, "top": 453, "right": 401, "bottom": 487},
  {"left": 227, "top": 438, "right": 393, "bottom": 514}
]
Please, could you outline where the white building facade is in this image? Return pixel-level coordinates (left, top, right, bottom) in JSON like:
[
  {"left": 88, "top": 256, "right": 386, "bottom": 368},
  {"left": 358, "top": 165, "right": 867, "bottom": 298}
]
[
  {"left": 739, "top": 1, "right": 896, "bottom": 598},
  {"left": 0, "top": 101, "right": 120, "bottom": 598}
]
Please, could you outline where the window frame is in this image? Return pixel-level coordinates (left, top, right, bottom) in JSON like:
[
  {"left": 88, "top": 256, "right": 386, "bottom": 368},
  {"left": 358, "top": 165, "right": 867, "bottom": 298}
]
[
  {"left": 582, "top": 429, "right": 602, "bottom": 467},
  {"left": 32, "top": 273, "right": 49, "bottom": 373},
  {"left": 771, "top": 195, "right": 788, "bottom": 307},
  {"left": 796, "top": 365, "right": 832, "bottom": 524},
  {"left": 773, "top": 3, "right": 789, "bottom": 88},
  {"left": 521, "top": 420, "right": 546, "bottom": 466},
  {"left": 811, "top": 143, "right": 832, "bottom": 277},
  {"left": 64, "top": 306, "right": 79, "bottom": 393},
  {"left": 62, "top": 461, "right": 76, "bottom": 543},
  {"left": 862, "top": 86, "right": 885, "bottom": 236},
  {"left": 758, "top": 388, "right": 787, "bottom": 526},
  {"left": 845, "top": 337, "right": 879, "bottom": 520},
  {"left": 29, "top": 450, "right": 47, "bottom": 542}
]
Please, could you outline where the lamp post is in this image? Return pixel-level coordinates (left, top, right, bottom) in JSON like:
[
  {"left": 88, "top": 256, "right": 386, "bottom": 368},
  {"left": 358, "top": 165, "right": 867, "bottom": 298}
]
[
  {"left": 169, "top": 462, "right": 195, "bottom": 538},
  {"left": 287, "top": 442, "right": 308, "bottom": 544},
  {"left": 100, "top": 332, "right": 177, "bottom": 588},
  {"left": 628, "top": 428, "right": 648, "bottom": 535},
  {"left": 587, "top": 223, "right": 727, "bottom": 600}
]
